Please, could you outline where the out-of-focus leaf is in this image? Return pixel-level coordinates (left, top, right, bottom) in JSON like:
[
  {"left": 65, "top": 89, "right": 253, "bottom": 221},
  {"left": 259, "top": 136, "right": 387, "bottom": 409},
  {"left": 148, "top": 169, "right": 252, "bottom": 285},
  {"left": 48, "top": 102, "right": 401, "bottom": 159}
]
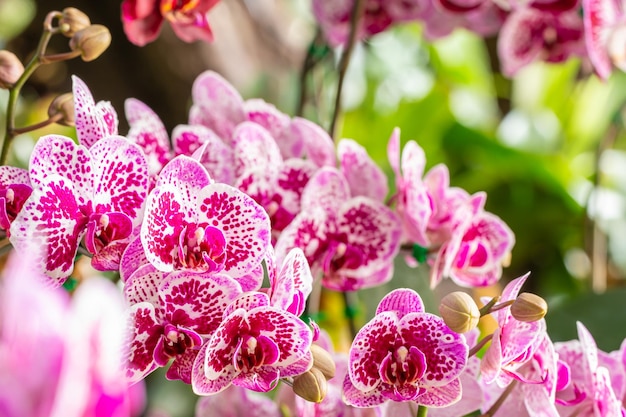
[
  {"left": 547, "top": 287, "right": 626, "bottom": 351},
  {"left": 0, "top": 0, "right": 35, "bottom": 41}
]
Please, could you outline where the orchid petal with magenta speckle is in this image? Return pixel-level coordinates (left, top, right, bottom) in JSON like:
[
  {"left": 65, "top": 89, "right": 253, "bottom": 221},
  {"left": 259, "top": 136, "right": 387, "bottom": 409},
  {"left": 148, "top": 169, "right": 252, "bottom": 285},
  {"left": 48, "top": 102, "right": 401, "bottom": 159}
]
[
  {"left": 142, "top": 155, "right": 270, "bottom": 280},
  {"left": 72, "top": 75, "right": 118, "bottom": 148},
  {"left": 193, "top": 292, "right": 313, "bottom": 395},
  {"left": 344, "top": 288, "right": 468, "bottom": 407}
]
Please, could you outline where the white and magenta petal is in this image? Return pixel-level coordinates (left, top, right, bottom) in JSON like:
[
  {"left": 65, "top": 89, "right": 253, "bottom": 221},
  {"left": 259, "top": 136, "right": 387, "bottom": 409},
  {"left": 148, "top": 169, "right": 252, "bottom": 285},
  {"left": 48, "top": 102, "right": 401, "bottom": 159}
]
[
  {"left": 125, "top": 302, "right": 162, "bottom": 383},
  {"left": 72, "top": 75, "right": 118, "bottom": 148},
  {"left": 301, "top": 167, "right": 351, "bottom": 214},
  {"left": 376, "top": 288, "right": 425, "bottom": 317},
  {"left": 159, "top": 271, "right": 242, "bottom": 335},
  {"left": 289, "top": 117, "right": 336, "bottom": 167},
  {"left": 190, "top": 70, "right": 246, "bottom": 140},
  {"left": 338, "top": 139, "right": 389, "bottom": 202},
  {"left": 196, "top": 183, "right": 271, "bottom": 278}
]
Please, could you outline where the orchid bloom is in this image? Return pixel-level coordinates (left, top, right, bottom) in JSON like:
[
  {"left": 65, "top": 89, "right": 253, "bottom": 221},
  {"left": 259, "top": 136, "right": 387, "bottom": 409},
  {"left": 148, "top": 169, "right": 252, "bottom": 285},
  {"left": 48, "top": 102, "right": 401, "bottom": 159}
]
[
  {"left": 338, "top": 138, "right": 388, "bottom": 202},
  {"left": 0, "top": 166, "right": 31, "bottom": 236},
  {"left": 343, "top": 288, "right": 468, "bottom": 407},
  {"left": 388, "top": 128, "right": 470, "bottom": 248},
  {"left": 498, "top": 6, "right": 585, "bottom": 77},
  {"left": 10, "top": 134, "right": 149, "bottom": 282},
  {"left": 189, "top": 70, "right": 335, "bottom": 166},
  {"left": 481, "top": 274, "right": 548, "bottom": 387},
  {"left": 554, "top": 322, "right": 625, "bottom": 417},
  {"left": 121, "top": 0, "right": 219, "bottom": 46},
  {"left": 275, "top": 167, "right": 401, "bottom": 291},
  {"left": 231, "top": 122, "right": 318, "bottom": 236},
  {"left": 0, "top": 254, "right": 143, "bottom": 417},
  {"left": 192, "top": 291, "right": 314, "bottom": 394},
  {"left": 140, "top": 154, "right": 270, "bottom": 281},
  {"left": 124, "top": 265, "right": 242, "bottom": 384},
  {"left": 430, "top": 192, "right": 515, "bottom": 288},
  {"left": 265, "top": 246, "right": 314, "bottom": 317},
  {"left": 583, "top": 0, "right": 626, "bottom": 79}
]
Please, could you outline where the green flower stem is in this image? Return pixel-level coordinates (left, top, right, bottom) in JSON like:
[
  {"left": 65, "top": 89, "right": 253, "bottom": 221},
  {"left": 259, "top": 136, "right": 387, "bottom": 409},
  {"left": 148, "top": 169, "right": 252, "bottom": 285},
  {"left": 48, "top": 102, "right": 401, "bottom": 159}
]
[
  {"left": 417, "top": 405, "right": 428, "bottom": 417},
  {"left": 328, "top": 0, "right": 365, "bottom": 140},
  {"left": 2, "top": 11, "right": 59, "bottom": 164},
  {"left": 485, "top": 299, "right": 515, "bottom": 315},
  {"left": 12, "top": 113, "right": 63, "bottom": 135},
  {"left": 478, "top": 296, "right": 500, "bottom": 317}
]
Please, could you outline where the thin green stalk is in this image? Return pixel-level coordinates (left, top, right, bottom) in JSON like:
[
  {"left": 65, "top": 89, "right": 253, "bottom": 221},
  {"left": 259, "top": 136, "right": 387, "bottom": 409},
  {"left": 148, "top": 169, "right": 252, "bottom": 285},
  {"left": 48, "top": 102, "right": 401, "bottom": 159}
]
[
  {"left": 328, "top": 0, "right": 365, "bottom": 140},
  {"left": 417, "top": 405, "right": 428, "bottom": 417}
]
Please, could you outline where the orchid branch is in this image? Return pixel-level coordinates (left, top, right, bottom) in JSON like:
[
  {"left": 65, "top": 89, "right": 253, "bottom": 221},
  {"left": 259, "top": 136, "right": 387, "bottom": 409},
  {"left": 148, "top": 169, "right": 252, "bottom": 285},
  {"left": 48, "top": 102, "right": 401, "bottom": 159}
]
[{"left": 328, "top": 0, "right": 365, "bottom": 140}]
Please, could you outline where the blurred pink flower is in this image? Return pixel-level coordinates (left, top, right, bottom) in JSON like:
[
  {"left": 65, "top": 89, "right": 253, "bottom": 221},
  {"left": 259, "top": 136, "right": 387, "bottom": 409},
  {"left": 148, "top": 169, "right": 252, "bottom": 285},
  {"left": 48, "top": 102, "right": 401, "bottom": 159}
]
[
  {"left": 0, "top": 254, "right": 144, "bottom": 417},
  {"left": 121, "top": 0, "right": 219, "bottom": 46}
]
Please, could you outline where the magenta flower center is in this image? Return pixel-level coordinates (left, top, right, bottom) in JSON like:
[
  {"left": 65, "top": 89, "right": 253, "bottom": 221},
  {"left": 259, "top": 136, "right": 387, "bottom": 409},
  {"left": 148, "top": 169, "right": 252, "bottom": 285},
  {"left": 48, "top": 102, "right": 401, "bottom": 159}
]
[
  {"left": 379, "top": 345, "right": 427, "bottom": 387},
  {"left": 233, "top": 334, "right": 280, "bottom": 373},
  {"left": 154, "top": 323, "right": 202, "bottom": 366},
  {"left": 176, "top": 224, "right": 226, "bottom": 271},
  {"left": 85, "top": 212, "right": 133, "bottom": 254}
]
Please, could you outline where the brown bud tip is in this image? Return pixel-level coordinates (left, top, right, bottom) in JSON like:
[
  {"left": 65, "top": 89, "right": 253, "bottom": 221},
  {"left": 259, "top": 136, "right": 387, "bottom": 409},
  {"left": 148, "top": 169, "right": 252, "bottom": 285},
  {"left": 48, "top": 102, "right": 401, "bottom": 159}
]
[
  {"left": 59, "top": 8, "right": 91, "bottom": 37},
  {"left": 69, "top": 25, "right": 111, "bottom": 62},
  {"left": 0, "top": 50, "right": 24, "bottom": 89},
  {"left": 293, "top": 368, "right": 328, "bottom": 403},
  {"left": 310, "top": 344, "right": 336, "bottom": 380},
  {"left": 511, "top": 292, "right": 548, "bottom": 323},
  {"left": 48, "top": 93, "right": 75, "bottom": 126},
  {"left": 439, "top": 291, "right": 480, "bottom": 333}
]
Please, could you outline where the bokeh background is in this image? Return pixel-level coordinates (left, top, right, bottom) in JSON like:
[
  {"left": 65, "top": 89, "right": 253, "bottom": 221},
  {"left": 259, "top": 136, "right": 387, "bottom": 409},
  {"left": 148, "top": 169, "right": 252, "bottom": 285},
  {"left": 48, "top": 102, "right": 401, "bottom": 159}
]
[{"left": 3, "top": 1, "right": 626, "bottom": 415}]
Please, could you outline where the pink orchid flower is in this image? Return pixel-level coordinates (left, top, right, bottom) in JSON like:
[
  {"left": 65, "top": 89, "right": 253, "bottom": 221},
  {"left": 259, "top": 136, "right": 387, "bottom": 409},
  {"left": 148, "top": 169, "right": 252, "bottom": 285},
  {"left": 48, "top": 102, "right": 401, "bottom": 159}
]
[
  {"left": 430, "top": 192, "right": 515, "bottom": 288},
  {"left": 481, "top": 332, "right": 561, "bottom": 417},
  {"left": 0, "top": 166, "right": 31, "bottom": 236},
  {"left": 121, "top": 0, "right": 219, "bottom": 46},
  {"left": 583, "top": 0, "right": 626, "bottom": 79},
  {"left": 10, "top": 134, "right": 149, "bottom": 282},
  {"left": 343, "top": 288, "right": 468, "bottom": 408},
  {"left": 480, "top": 274, "right": 548, "bottom": 388},
  {"left": 124, "top": 265, "right": 242, "bottom": 384},
  {"left": 0, "top": 254, "right": 144, "bottom": 417},
  {"left": 141, "top": 154, "right": 270, "bottom": 278},
  {"left": 388, "top": 128, "right": 470, "bottom": 248},
  {"left": 275, "top": 167, "right": 401, "bottom": 291},
  {"left": 554, "top": 322, "right": 625, "bottom": 417},
  {"left": 230, "top": 122, "right": 318, "bottom": 236},
  {"left": 498, "top": 6, "right": 585, "bottom": 77},
  {"left": 192, "top": 291, "right": 314, "bottom": 394},
  {"left": 265, "top": 246, "right": 314, "bottom": 317},
  {"left": 189, "top": 71, "right": 335, "bottom": 166}
]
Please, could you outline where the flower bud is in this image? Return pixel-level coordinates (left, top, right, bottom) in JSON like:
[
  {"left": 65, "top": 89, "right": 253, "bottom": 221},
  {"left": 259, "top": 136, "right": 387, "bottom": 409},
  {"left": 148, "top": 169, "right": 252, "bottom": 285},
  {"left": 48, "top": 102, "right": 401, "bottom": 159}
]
[
  {"left": 48, "top": 93, "right": 75, "bottom": 126},
  {"left": 439, "top": 291, "right": 480, "bottom": 333},
  {"left": 310, "top": 344, "right": 336, "bottom": 380},
  {"left": 293, "top": 368, "right": 327, "bottom": 403},
  {"left": 69, "top": 25, "right": 111, "bottom": 62},
  {"left": 59, "top": 8, "right": 91, "bottom": 37},
  {"left": 0, "top": 50, "right": 24, "bottom": 89},
  {"left": 511, "top": 292, "right": 547, "bottom": 323}
]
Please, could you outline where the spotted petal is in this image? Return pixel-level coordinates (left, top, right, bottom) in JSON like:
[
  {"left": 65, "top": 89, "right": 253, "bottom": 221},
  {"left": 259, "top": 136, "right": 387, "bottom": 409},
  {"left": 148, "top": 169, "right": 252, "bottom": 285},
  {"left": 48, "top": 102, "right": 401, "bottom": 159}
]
[
  {"left": 190, "top": 70, "right": 246, "bottom": 140},
  {"left": 72, "top": 75, "right": 118, "bottom": 148},
  {"left": 583, "top": 0, "right": 621, "bottom": 79},
  {"left": 338, "top": 139, "right": 388, "bottom": 202},
  {"left": 10, "top": 175, "right": 87, "bottom": 282},
  {"left": 196, "top": 183, "right": 270, "bottom": 278},
  {"left": 417, "top": 377, "right": 462, "bottom": 407},
  {"left": 289, "top": 117, "right": 335, "bottom": 167},
  {"left": 124, "top": 263, "right": 165, "bottom": 307},
  {"left": 400, "top": 313, "right": 468, "bottom": 387},
  {"left": 159, "top": 271, "right": 242, "bottom": 335},
  {"left": 376, "top": 288, "right": 425, "bottom": 317},
  {"left": 90, "top": 135, "right": 149, "bottom": 223},
  {"left": 125, "top": 98, "right": 172, "bottom": 178},
  {"left": 301, "top": 167, "right": 350, "bottom": 214},
  {"left": 125, "top": 302, "right": 162, "bottom": 383},
  {"left": 175, "top": 124, "right": 235, "bottom": 184}
]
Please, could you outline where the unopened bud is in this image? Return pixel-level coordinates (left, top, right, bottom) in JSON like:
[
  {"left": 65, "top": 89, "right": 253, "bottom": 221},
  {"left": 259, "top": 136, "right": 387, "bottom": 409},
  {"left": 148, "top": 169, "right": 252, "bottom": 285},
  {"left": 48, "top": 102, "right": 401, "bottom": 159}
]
[
  {"left": 293, "top": 368, "right": 327, "bottom": 403},
  {"left": 59, "top": 8, "right": 91, "bottom": 37},
  {"left": 0, "top": 50, "right": 24, "bottom": 89},
  {"left": 310, "top": 344, "right": 335, "bottom": 380},
  {"left": 69, "top": 25, "right": 111, "bottom": 62},
  {"left": 511, "top": 292, "right": 547, "bottom": 323},
  {"left": 439, "top": 291, "right": 480, "bottom": 333},
  {"left": 48, "top": 93, "right": 75, "bottom": 126}
]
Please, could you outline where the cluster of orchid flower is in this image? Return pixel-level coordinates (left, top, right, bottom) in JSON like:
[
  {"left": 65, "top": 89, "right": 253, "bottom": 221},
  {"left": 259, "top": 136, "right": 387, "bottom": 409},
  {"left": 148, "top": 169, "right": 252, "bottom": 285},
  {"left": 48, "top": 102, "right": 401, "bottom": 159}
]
[{"left": 1, "top": 4, "right": 626, "bottom": 417}]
